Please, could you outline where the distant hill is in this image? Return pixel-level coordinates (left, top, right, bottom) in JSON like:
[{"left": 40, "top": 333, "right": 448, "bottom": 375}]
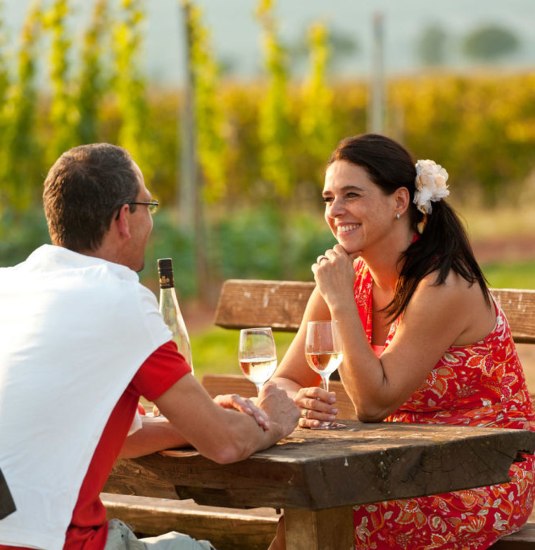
[{"left": 4, "top": 0, "right": 535, "bottom": 86}]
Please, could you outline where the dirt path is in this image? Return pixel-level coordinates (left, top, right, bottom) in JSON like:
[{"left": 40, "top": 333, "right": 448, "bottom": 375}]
[{"left": 472, "top": 235, "right": 535, "bottom": 264}]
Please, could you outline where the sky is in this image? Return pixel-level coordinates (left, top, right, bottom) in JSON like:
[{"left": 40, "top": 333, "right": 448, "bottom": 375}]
[{"left": 4, "top": 0, "right": 535, "bottom": 86}]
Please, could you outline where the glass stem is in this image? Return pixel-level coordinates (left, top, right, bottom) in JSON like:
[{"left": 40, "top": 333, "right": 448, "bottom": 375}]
[{"left": 321, "top": 376, "right": 330, "bottom": 392}]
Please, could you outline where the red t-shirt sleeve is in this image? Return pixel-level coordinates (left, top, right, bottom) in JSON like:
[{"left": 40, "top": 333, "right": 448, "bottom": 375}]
[{"left": 131, "top": 339, "right": 192, "bottom": 401}]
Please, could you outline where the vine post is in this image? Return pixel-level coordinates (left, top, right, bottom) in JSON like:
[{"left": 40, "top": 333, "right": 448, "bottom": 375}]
[
  {"left": 112, "top": 0, "right": 151, "bottom": 176},
  {"left": 179, "top": 0, "right": 226, "bottom": 303},
  {"left": 256, "top": 0, "right": 293, "bottom": 276}
]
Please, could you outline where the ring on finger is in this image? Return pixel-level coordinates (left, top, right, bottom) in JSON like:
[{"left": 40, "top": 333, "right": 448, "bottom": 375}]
[{"left": 317, "top": 255, "right": 328, "bottom": 263}]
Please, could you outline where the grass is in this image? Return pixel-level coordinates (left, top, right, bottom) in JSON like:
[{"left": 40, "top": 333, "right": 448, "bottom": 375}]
[
  {"left": 191, "top": 328, "right": 295, "bottom": 380},
  {"left": 482, "top": 261, "right": 535, "bottom": 290}
]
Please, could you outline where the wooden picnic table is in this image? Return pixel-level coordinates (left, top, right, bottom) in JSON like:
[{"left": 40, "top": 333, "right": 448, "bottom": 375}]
[{"left": 107, "top": 420, "right": 535, "bottom": 550}]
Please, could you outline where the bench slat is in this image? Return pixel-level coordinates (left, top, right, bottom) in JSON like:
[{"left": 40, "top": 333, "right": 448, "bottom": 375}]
[
  {"left": 492, "top": 521, "right": 535, "bottom": 548},
  {"left": 491, "top": 288, "right": 535, "bottom": 344},
  {"left": 215, "top": 280, "right": 535, "bottom": 344},
  {"left": 101, "top": 493, "right": 277, "bottom": 550},
  {"left": 214, "top": 279, "right": 314, "bottom": 332}
]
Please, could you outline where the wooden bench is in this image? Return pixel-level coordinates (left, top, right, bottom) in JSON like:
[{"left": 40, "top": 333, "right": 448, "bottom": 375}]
[
  {"left": 101, "top": 493, "right": 279, "bottom": 550},
  {"left": 104, "top": 279, "right": 535, "bottom": 549},
  {"left": 214, "top": 280, "right": 535, "bottom": 343}
]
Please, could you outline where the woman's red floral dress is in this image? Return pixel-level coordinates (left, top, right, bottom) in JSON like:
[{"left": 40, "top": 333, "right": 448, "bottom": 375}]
[{"left": 352, "top": 259, "right": 535, "bottom": 550}]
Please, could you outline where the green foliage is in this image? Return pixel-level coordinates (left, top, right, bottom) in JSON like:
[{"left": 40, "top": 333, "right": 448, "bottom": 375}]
[
  {"left": 389, "top": 73, "right": 535, "bottom": 205},
  {"left": 0, "top": 208, "right": 49, "bottom": 266},
  {"left": 0, "top": 0, "right": 43, "bottom": 215},
  {"left": 137, "top": 205, "right": 335, "bottom": 299},
  {"left": 0, "top": 0, "right": 9, "bottom": 109},
  {"left": 211, "top": 206, "right": 334, "bottom": 282},
  {"left": 183, "top": 1, "right": 226, "bottom": 201},
  {"left": 214, "top": 206, "right": 287, "bottom": 280},
  {"left": 112, "top": 0, "right": 151, "bottom": 173},
  {"left": 2, "top": 1, "right": 535, "bottom": 245},
  {"left": 75, "top": 0, "right": 110, "bottom": 144},
  {"left": 43, "top": 0, "right": 78, "bottom": 164},
  {"left": 462, "top": 24, "right": 520, "bottom": 62},
  {"left": 140, "top": 205, "right": 334, "bottom": 298},
  {"left": 299, "top": 22, "right": 335, "bottom": 167},
  {"left": 144, "top": 209, "right": 197, "bottom": 297},
  {"left": 143, "top": 90, "right": 180, "bottom": 204},
  {"left": 256, "top": 0, "right": 292, "bottom": 198}
]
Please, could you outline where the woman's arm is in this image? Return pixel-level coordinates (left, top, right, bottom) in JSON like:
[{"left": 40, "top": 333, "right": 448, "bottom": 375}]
[
  {"left": 270, "top": 287, "right": 340, "bottom": 428},
  {"left": 316, "top": 245, "right": 495, "bottom": 422}
]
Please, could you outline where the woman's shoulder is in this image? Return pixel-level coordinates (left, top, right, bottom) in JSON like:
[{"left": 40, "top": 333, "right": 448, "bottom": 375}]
[
  {"left": 418, "top": 269, "right": 478, "bottom": 292},
  {"left": 413, "top": 270, "right": 485, "bottom": 312},
  {"left": 413, "top": 270, "right": 494, "bottom": 344}
]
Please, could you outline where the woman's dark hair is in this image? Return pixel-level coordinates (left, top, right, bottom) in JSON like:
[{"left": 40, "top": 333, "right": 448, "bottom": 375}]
[
  {"left": 328, "top": 133, "right": 490, "bottom": 319},
  {"left": 43, "top": 143, "right": 139, "bottom": 252}
]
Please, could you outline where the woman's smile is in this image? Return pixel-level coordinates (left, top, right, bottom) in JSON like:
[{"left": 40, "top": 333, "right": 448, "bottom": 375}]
[{"left": 335, "top": 223, "right": 360, "bottom": 236}]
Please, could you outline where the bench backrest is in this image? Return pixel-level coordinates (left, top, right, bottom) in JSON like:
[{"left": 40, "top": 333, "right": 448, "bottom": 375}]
[
  {"left": 210, "top": 279, "right": 535, "bottom": 420},
  {"left": 215, "top": 279, "right": 535, "bottom": 344}
]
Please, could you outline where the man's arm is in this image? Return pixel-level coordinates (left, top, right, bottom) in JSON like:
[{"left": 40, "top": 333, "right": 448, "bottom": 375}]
[
  {"left": 151, "top": 374, "right": 298, "bottom": 464},
  {"left": 120, "top": 393, "right": 273, "bottom": 459},
  {"left": 119, "top": 415, "right": 189, "bottom": 459}
]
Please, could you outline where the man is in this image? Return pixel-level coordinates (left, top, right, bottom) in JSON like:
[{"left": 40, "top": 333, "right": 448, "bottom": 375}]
[{"left": 0, "top": 143, "right": 299, "bottom": 549}]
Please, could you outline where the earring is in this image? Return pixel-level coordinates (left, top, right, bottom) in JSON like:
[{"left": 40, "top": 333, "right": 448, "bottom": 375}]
[{"left": 396, "top": 212, "right": 400, "bottom": 220}]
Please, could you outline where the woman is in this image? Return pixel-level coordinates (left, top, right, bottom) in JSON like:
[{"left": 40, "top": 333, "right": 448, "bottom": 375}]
[{"left": 271, "top": 133, "right": 535, "bottom": 549}]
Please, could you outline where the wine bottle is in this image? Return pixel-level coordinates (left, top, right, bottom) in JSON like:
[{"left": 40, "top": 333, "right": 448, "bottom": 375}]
[{"left": 157, "top": 258, "right": 193, "bottom": 372}]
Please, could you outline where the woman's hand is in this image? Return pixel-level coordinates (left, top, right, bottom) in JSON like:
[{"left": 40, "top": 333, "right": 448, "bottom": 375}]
[
  {"left": 311, "top": 244, "right": 356, "bottom": 309},
  {"left": 213, "top": 393, "right": 270, "bottom": 431},
  {"left": 294, "top": 386, "right": 338, "bottom": 429}
]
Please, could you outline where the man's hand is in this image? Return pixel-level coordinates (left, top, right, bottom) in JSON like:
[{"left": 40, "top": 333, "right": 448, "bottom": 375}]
[
  {"left": 257, "top": 383, "right": 300, "bottom": 438},
  {"left": 214, "top": 393, "right": 270, "bottom": 431},
  {"left": 153, "top": 393, "right": 270, "bottom": 430}
]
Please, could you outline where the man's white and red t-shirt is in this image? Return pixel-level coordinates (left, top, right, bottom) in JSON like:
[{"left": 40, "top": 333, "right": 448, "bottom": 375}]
[{"left": 0, "top": 245, "right": 188, "bottom": 549}]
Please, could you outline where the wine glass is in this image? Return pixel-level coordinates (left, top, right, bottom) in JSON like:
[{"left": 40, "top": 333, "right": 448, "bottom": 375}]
[
  {"left": 305, "top": 320, "right": 344, "bottom": 429},
  {"left": 238, "top": 327, "right": 277, "bottom": 394}
]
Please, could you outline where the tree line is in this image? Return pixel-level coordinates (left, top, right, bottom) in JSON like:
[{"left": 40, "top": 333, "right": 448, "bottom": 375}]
[{"left": 1, "top": 0, "right": 534, "bottom": 228}]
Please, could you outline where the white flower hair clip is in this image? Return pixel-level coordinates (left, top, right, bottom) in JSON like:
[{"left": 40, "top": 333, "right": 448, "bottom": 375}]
[{"left": 414, "top": 159, "right": 449, "bottom": 215}]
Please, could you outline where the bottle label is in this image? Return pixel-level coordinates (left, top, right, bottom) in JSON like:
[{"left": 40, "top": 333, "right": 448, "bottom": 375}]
[
  {"left": 159, "top": 272, "right": 174, "bottom": 289},
  {"left": 157, "top": 258, "right": 175, "bottom": 289}
]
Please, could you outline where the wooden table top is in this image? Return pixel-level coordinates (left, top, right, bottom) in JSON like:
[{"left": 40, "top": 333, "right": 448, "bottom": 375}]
[{"left": 106, "top": 421, "right": 535, "bottom": 511}]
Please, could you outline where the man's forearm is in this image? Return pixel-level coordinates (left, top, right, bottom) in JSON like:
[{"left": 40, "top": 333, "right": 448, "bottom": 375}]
[{"left": 119, "top": 416, "right": 189, "bottom": 458}]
